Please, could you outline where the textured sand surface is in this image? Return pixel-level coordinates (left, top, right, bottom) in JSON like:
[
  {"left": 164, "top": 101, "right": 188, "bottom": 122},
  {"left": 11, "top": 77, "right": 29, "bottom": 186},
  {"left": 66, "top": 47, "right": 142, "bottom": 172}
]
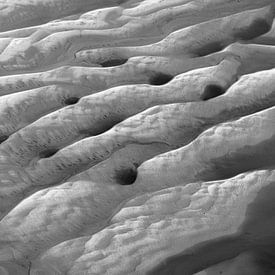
[{"left": 0, "top": 0, "right": 275, "bottom": 274}]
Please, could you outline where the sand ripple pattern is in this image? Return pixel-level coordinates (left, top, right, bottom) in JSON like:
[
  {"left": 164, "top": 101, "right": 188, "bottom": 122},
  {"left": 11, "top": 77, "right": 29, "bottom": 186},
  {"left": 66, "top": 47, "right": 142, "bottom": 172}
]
[{"left": 0, "top": 0, "right": 275, "bottom": 274}]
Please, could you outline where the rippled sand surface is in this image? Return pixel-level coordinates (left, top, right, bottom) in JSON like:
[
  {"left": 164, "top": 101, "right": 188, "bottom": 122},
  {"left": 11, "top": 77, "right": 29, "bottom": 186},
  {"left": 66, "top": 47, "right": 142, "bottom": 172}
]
[{"left": 0, "top": 0, "right": 275, "bottom": 274}]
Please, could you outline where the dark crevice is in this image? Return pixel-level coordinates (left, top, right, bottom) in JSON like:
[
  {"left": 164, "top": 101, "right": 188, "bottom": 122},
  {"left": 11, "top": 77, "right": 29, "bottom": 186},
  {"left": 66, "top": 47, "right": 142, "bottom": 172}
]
[
  {"left": 100, "top": 58, "right": 128, "bottom": 67},
  {"left": 115, "top": 166, "right": 138, "bottom": 185},
  {"left": 195, "top": 41, "right": 225, "bottom": 56},
  {"left": 116, "top": 0, "right": 130, "bottom": 5},
  {"left": 28, "top": 261, "right": 32, "bottom": 275},
  {"left": 201, "top": 85, "right": 225, "bottom": 101},
  {"left": 149, "top": 178, "right": 275, "bottom": 275},
  {"left": 64, "top": 97, "right": 80, "bottom": 105},
  {"left": 235, "top": 19, "right": 271, "bottom": 40},
  {"left": 0, "top": 135, "right": 9, "bottom": 144},
  {"left": 198, "top": 138, "right": 275, "bottom": 182},
  {"left": 39, "top": 148, "right": 59, "bottom": 158},
  {"left": 149, "top": 73, "right": 174, "bottom": 85},
  {"left": 79, "top": 117, "right": 122, "bottom": 137},
  {"left": 148, "top": 234, "right": 247, "bottom": 275}
]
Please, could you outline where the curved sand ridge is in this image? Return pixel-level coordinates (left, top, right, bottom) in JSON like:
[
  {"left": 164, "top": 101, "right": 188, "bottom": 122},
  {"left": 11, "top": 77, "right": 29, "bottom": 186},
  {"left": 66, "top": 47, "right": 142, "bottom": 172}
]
[{"left": 0, "top": 0, "right": 275, "bottom": 274}]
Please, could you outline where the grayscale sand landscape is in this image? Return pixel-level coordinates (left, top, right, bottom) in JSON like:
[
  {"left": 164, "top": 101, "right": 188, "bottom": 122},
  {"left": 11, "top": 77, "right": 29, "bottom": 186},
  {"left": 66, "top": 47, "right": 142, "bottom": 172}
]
[{"left": 0, "top": 0, "right": 275, "bottom": 274}]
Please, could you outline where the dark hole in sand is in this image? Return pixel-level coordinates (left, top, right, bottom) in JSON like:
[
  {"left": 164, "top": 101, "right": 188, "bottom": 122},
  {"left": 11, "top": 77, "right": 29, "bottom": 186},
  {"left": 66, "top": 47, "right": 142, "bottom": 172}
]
[
  {"left": 149, "top": 73, "right": 174, "bottom": 85},
  {"left": 235, "top": 19, "right": 271, "bottom": 40},
  {"left": 39, "top": 148, "right": 58, "bottom": 158},
  {"left": 115, "top": 167, "right": 138, "bottom": 185},
  {"left": 0, "top": 135, "right": 9, "bottom": 144},
  {"left": 100, "top": 58, "right": 128, "bottom": 67},
  {"left": 195, "top": 41, "right": 224, "bottom": 57},
  {"left": 201, "top": 84, "right": 225, "bottom": 100},
  {"left": 64, "top": 97, "right": 80, "bottom": 105}
]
